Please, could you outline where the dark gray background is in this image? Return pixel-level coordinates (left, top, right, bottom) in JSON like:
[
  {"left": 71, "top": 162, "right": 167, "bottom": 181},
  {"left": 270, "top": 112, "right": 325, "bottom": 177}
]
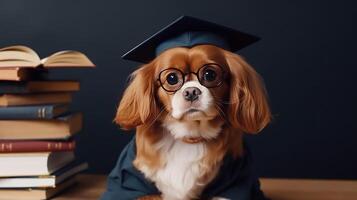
[{"left": 1, "top": 0, "right": 356, "bottom": 179}]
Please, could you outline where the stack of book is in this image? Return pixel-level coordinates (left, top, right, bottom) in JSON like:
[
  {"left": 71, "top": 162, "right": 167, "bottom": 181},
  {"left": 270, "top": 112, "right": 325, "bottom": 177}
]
[{"left": 0, "top": 45, "right": 95, "bottom": 200}]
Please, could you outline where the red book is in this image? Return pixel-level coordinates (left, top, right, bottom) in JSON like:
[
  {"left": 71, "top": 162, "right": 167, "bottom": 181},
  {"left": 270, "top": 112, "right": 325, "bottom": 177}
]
[{"left": 0, "top": 140, "right": 75, "bottom": 153}]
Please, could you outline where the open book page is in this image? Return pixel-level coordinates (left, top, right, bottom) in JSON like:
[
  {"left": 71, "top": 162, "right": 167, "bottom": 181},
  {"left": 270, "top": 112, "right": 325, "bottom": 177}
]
[
  {"left": 0, "top": 45, "right": 95, "bottom": 68},
  {"left": 0, "top": 46, "right": 41, "bottom": 68},
  {"left": 41, "top": 51, "right": 95, "bottom": 68}
]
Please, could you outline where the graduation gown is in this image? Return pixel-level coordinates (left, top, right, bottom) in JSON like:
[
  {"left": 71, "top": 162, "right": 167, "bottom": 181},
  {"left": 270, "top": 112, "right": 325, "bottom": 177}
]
[{"left": 100, "top": 137, "right": 269, "bottom": 200}]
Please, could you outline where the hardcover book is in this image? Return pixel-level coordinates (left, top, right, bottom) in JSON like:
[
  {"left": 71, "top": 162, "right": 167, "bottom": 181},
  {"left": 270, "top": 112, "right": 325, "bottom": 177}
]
[
  {"left": 0, "top": 68, "right": 31, "bottom": 81},
  {"left": 0, "top": 92, "right": 72, "bottom": 107},
  {"left": 0, "top": 68, "right": 49, "bottom": 81},
  {"left": 0, "top": 139, "right": 75, "bottom": 153},
  {"left": 0, "top": 162, "right": 88, "bottom": 188},
  {"left": 0, "top": 45, "right": 95, "bottom": 68},
  {"left": 0, "top": 176, "right": 76, "bottom": 200},
  {"left": 0, "top": 81, "right": 79, "bottom": 94},
  {"left": 0, "top": 151, "right": 75, "bottom": 177},
  {"left": 0, "top": 104, "right": 69, "bottom": 119},
  {"left": 0, "top": 112, "right": 82, "bottom": 140}
]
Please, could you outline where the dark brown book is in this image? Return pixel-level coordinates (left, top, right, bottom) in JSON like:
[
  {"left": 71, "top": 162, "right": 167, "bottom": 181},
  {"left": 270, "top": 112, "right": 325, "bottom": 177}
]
[
  {"left": 0, "top": 140, "right": 75, "bottom": 153},
  {"left": 0, "top": 80, "right": 80, "bottom": 94},
  {"left": 0, "top": 92, "right": 72, "bottom": 107}
]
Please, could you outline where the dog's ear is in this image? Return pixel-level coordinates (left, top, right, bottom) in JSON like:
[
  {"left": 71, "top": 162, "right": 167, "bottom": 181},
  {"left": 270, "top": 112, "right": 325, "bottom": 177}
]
[
  {"left": 224, "top": 51, "right": 271, "bottom": 133},
  {"left": 114, "top": 63, "right": 159, "bottom": 130}
]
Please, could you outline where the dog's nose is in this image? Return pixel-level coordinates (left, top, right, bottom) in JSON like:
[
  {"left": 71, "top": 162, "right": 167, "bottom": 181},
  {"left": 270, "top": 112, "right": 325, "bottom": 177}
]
[{"left": 183, "top": 87, "right": 202, "bottom": 102}]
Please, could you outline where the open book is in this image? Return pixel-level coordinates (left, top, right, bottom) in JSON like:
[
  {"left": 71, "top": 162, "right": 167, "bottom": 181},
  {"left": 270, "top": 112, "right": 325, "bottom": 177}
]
[{"left": 0, "top": 45, "right": 95, "bottom": 68}]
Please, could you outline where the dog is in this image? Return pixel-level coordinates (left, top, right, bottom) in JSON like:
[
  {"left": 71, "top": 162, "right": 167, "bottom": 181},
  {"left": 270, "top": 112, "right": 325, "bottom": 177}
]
[{"left": 113, "top": 44, "right": 271, "bottom": 200}]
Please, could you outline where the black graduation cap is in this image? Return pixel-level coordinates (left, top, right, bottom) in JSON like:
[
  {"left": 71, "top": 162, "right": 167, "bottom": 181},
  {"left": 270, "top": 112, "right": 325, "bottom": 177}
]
[{"left": 122, "top": 16, "right": 260, "bottom": 63}]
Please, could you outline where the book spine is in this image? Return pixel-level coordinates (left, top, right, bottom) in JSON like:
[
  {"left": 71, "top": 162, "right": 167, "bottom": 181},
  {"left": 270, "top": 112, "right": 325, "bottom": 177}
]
[
  {"left": 0, "top": 82, "right": 26, "bottom": 94},
  {"left": 0, "top": 105, "right": 55, "bottom": 119},
  {"left": 0, "top": 140, "right": 75, "bottom": 153}
]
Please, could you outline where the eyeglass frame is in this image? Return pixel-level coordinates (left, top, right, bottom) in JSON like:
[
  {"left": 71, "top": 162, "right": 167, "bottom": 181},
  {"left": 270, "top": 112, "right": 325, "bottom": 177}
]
[{"left": 157, "top": 63, "right": 227, "bottom": 93}]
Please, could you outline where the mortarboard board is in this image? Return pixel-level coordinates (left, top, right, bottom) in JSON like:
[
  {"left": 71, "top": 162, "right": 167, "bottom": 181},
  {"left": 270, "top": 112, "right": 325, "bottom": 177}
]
[{"left": 122, "top": 16, "right": 260, "bottom": 63}]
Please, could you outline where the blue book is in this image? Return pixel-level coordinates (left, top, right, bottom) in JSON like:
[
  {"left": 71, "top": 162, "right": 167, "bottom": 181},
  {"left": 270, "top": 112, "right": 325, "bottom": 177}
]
[{"left": 0, "top": 104, "right": 69, "bottom": 119}]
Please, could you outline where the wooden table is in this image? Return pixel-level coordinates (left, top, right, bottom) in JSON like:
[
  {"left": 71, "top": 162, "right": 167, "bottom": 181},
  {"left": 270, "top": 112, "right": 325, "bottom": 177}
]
[{"left": 54, "top": 174, "right": 357, "bottom": 200}]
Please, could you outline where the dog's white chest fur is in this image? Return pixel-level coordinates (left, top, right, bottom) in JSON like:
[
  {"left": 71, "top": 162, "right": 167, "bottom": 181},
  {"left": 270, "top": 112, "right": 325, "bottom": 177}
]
[
  {"left": 138, "top": 119, "right": 223, "bottom": 199},
  {"left": 151, "top": 135, "right": 206, "bottom": 200}
]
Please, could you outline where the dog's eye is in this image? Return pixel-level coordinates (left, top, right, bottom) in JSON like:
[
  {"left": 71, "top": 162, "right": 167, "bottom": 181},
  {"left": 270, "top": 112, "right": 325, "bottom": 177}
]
[
  {"left": 159, "top": 68, "right": 184, "bottom": 92},
  {"left": 166, "top": 73, "right": 179, "bottom": 85},
  {"left": 203, "top": 69, "right": 217, "bottom": 82},
  {"left": 198, "top": 64, "right": 224, "bottom": 88}
]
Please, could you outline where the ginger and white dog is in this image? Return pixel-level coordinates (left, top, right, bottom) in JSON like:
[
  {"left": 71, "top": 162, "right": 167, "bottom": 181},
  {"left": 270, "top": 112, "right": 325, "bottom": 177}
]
[{"left": 114, "top": 44, "right": 271, "bottom": 200}]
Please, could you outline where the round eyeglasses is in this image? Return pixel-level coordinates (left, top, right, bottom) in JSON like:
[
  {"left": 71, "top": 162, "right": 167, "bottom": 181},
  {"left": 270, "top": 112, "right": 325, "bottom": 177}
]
[{"left": 158, "top": 63, "right": 226, "bottom": 93}]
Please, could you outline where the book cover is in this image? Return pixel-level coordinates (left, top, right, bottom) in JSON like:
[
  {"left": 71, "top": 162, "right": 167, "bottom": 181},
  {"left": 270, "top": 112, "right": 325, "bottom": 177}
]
[
  {"left": 0, "top": 92, "right": 72, "bottom": 107},
  {"left": 0, "top": 104, "right": 69, "bottom": 119},
  {"left": 0, "top": 81, "right": 79, "bottom": 94},
  {"left": 0, "top": 112, "right": 82, "bottom": 140},
  {"left": 0, "top": 151, "right": 75, "bottom": 177},
  {"left": 0, "top": 176, "right": 76, "bottom": 200},
  {"left": 0, "top": 68, "right": 48, "bottom": 81},
  {"left": 0, "top": 162, "right": 88, "bottom": 188},
  {"left": 0, "top": 140, "right": 75, "bottom": 153}
]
